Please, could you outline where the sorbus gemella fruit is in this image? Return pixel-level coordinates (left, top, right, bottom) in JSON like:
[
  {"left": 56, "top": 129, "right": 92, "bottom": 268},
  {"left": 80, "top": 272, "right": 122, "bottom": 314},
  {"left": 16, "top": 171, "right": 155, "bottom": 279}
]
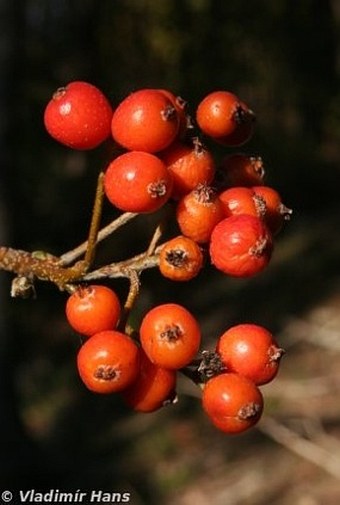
[
  {"left": 218, "top": 186, "right": 266, "bottom": 219},
  {"left": 209, "top": 214, "right": 273, "bottom": 277},
  {"left": 77, "top": 330, "right": 140, "bottom": 394},
  {"left": 196, "top": 91, "right": 254, "bottom": 140},
  {"left": 176, "top": 184, "right": 225, "bottom": 244},
  {"left": 140, "top": 303, "right": 201, "bottom": 370},
  {"left": 30, "top": 84, "right": 295, "bottom": 433},
  {"left": 122, "top": 349, "right": 177, "bottom": 412},
  {"left": 66, "top": 284, "right": 121, "bottom": 337},
  {"left": 111, "top": 89, "right": 180, "bottom": 153},
  {"left": 159, "top": 235, "right": 204, "bottom": 281},
  {"left": 252, "top": 186, "right": 293, "bottom": 235},
  {"left": 44, "top": 81, "right": 113, "bottom": 150},
  {"left": 202, "top": 372, "right": 264, "bottom": 434},
  {"left": 218, "top": 153, "right": 265, "bottom": 187},
  {"left": 216, "top": 324, "right": 285, "bottom": 385},
  {"left": 104, "top": 151, "right": 173, "bottom": 213},
  {"left": 160, "top": 138, "right": 216, "bottom": 200}
]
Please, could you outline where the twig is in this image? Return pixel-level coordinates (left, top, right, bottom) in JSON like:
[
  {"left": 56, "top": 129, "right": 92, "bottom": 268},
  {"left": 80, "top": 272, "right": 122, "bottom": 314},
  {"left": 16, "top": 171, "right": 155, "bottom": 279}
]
[
  {"left": 0, "top": 240, "right": 162, "bottom": 292},
  {"left": 0, "top": 247, "right": 86, "bottom": 291},
  {"left": 146, "top": 222, "right": 164, "bottom": 256},
  {"left": 83, "top": 171, "right": 105, "bottom": 269},
  {"left": 258, "top": 416, "right": 340, "bottom": 480},
  {"left": 82, "top": 245, "right": 162, "bottom": 281}
]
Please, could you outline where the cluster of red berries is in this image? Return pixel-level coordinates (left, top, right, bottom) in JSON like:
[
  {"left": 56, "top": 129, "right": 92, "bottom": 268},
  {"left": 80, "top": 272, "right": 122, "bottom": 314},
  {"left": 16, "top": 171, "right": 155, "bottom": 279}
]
[
  {"left": 65, "top": 284, "right": 284, "bottom": 434},
  {"left": 44, "top": 81, "right": 291, "bottom": 434}
]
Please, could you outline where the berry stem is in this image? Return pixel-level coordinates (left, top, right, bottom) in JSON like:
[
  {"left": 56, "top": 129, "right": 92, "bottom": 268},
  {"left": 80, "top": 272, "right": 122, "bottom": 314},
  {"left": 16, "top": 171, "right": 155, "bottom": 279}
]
[
  {"left": 180, "top": 366, "right": 204, "bottom": 389},
  {"left": 118, "top": 269, "right": 140, "bottom": 334}
]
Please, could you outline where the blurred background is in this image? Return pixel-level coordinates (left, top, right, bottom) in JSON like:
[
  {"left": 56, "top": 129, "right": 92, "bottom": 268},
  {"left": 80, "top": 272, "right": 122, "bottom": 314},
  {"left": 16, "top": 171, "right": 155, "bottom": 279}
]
[{"left": 1, "top": 0, "right": 340, "bottom": 503}]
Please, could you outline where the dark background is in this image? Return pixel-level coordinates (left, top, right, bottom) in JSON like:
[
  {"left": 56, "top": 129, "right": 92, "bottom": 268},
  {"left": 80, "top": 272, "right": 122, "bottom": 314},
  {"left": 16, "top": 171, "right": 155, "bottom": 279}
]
[{"left": 1, "top": 1, "right": 340, "bottom": 503}]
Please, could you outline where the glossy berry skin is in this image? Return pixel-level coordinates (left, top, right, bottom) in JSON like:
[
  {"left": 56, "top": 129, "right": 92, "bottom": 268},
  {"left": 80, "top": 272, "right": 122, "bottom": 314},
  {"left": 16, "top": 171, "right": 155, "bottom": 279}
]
[
  {"left": 122, "top": 350, "right": 177, "bottom": 412},
  {"left": 218, "top": 187, "right": 266, "bottom": 219},
  {"left": 159, "top": 235, "right": 204, "bottom": 281},
  {"left": 216, "top": 324, "right": 285, "bottom": 385},
  {"left": 209, "top": 215, "right": 273, "bottom": 277},
  {"left": 77, "top": 330, "right": 140, "bottom": 394},
  {"left": 111, "top": 89, "right": 180, "bottom": 153},
  {"left": 104, "top": 151, "right": 173, "bottom": 213},
  {"left": 252, "top": 186, "right": 292, "bottom": 235},
  {"left": 44, "top": 81, "right": 113, "bottom": 150},
  {"left": 176, "top": 184, "right": 225, "bottom": 243},
  {"left": 160, "top": 139, "right": 215, "bottom": 199},
  {"left": 202, "top": 372, "right": 264, "bottom": 434},
  {"left": 140, "top": 303, "right": 201, "bottom": 370},
  {"left": 196, "top": 91, "right": 254, "bottom": 139},
  {"left": 66, "top": 284, "right": 121, "bottom": 337},
  {"left": 219, "top": 153, "right": 265, "bottom": 187}
]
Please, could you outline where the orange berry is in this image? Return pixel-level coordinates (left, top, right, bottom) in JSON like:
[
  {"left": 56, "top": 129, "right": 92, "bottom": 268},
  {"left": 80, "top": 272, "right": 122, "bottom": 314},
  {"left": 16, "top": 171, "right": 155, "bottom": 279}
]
[{"left": 159, "top": 235, "right": 204, "bottom": 281}]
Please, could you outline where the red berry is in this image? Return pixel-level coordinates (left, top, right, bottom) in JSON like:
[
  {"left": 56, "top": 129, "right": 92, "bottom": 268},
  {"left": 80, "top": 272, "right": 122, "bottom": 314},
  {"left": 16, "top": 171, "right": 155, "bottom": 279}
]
[
  {"left": 216, "top": 324, "right": 285, "bottom": 385},
  {"left": 209, "top": 215, "right": 273, "bottom": 277},
  {"left": 111, "top": 89, "right": 180, "bottom": 153},
  {"left": 122, "top": 350, "right": 177, "bottom": 412},
  {"left": 252, "top": 186, "right": 293, "bottom": 235},
  {"left": 202, "top": 372, "right": 264, "bottom": 434},
  {"left": 77, "top": 330, "right": 140, "bottom": 394},
  {"left": 140, "top": 303, "right": 201, "bottom": 370},
  {"left": 160, "top": 138, "right": 215, "bottom": 199},
  {"left": 104, "top": 151, "right": 173, "bottom": 213},
  {"left": 218, "top": 186, "right": 266, "bottom": 219},
  {"left": 159, "top": 235, "right": 204, "bottom": 282},
  {"left": 44, "top": 81, "right": 113, "bottom": 150},
  {"left": 219, "top": 153, "right": 265, "bottom": 187},
  {"left": 196, "top": 91, "right": 254, "bottom": 140},
  {"left": 66, "top": 284, "right": 121, "bottom": 337},
  {"left": 176, "top": 184, "right": 225, "bottom": 244}
]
